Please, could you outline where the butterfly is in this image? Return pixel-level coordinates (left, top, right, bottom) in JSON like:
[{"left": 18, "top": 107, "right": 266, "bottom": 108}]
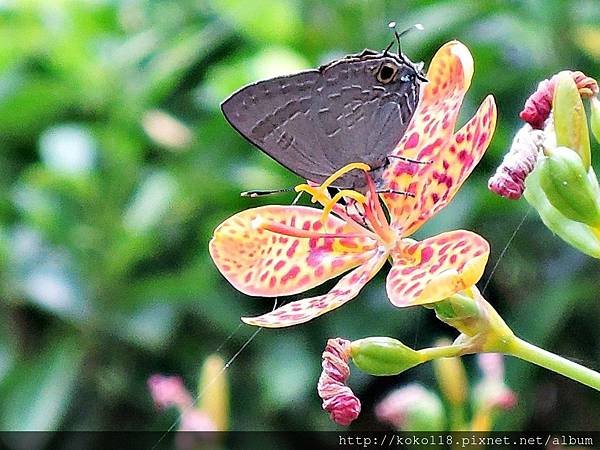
[{"left": 221, "top": 45, "right": 426, "bottom": 192}]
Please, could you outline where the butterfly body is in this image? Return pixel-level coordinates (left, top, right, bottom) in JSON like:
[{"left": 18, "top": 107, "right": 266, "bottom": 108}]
[{"left": 221, "top": 49, "right": 425, "bottom": 190}]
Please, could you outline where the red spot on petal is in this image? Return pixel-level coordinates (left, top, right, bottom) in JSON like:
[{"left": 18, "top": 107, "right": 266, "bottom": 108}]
[
  {"left": 401, "top": 266, "right": 416, "bottom": 275},
  {"left": 331, "top": 259, "right": 345, "bottom": 269},
  {"left": 287, "top": 240, "right": 299, "bottom": 258},
  {"left": 281, "top": 266, "right": 300, "bottom": 284},
  {"left": 421, "top": 247, "right": 434, "bottom": 264},
  {"left": 274, "top": 260, "right": 285, "bottom": 271},
  {"left": 404, "top": 132, "right": 419, "bottom": 149}
]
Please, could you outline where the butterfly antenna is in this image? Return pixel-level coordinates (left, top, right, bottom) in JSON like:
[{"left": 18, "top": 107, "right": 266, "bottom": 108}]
[
  {"left": 240, "top": 187, "right": 296, "bottom": 198},
  {"left": 382, "top": 39, "right": 394, "bottom": 56},
  {"left": 388, "top": 22, "right": 424, "bottom": 56}
]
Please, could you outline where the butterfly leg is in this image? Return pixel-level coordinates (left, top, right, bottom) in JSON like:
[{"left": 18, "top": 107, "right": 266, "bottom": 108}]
[
  {"left": 376, "top": 188, "right": 415, "bottom": 198},
  {"left": 386, "top": 155, "right": 433, "bottom": 165}
]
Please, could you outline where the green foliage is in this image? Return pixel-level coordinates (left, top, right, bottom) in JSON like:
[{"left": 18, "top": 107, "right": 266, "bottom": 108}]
[{"left": 0, "top": 0, "right": 598, "bottom": 440}]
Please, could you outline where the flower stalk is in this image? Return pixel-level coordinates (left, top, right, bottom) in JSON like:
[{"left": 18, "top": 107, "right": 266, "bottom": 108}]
[{"left": 503, "top": 336, "right": 600, "bottom": 391}]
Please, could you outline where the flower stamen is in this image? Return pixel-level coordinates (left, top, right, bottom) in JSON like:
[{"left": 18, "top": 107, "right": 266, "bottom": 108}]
[
  {"left": 259, "top": 220, "right": 374, "bottom": 241},
  {"left": 321, "top": 189, "right": 367, "bottom": 223}
]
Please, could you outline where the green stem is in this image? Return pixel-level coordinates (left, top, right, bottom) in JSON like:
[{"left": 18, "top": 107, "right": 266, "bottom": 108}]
[
  {"left": 449, "top": 404, "right": 467, "bottom": 431},
  {"left": 417, "top": 344, "right": 467, "bottom": 362},
  {"left": 505, "top": 336, "right": 600, "bottom": 391}
]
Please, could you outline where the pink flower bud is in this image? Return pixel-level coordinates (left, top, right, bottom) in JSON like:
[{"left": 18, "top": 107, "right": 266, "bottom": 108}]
[
  {"left": 147, "top": 374, "right": 193, "bottom": 410},
  {"left": 474, "top": 354, "right": 518, "bottom": 412},
  {"left": 488, "top": 124, "right": 544, "bottom": 199},
  {"left": 476, "top": 353, "right": 505, "bottom": 382},
  {"left": 317, "top": 338, "right": 361, "bottom": 426},
  {"left": 493, "top": 388, "right": 518, "bottom": 410},
  {"left": 520, "top": 71, "right": 599, "bottom": 129}
]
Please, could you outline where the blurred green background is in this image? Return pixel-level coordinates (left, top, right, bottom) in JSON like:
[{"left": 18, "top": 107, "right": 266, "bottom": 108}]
[{"left": 0, "top": 0, "right": 599, "bottom": 443}]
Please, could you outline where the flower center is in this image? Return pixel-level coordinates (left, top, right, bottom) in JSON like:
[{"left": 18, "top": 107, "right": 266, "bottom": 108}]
[{"left": 292, "top": 162, "right": 397, "bottom": 247}]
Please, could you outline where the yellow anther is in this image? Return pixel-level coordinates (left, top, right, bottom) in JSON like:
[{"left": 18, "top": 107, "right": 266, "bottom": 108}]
[
  {"left": 321, "top": 162, "right": 371, "bottom": 190},
  {"left": 321, "top": 190, "right": 367, "bottom": 223},
  {"left": 294, "top": 184, "right": 330, "bottom": 204},
  {"left": 294, "top": 162, "right": 372, "bottom": 229}
]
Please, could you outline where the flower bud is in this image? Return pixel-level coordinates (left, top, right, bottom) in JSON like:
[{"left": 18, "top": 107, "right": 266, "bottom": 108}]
[
  {"left": 524, "top": 163, "right": 600, "bottom": 258},
  {"left": 488, "top": 124, "right": 544, "bottom": 200},
  {"left": 147, "top": 375, "right": 193, "bottom": 410},
  {"left": 198, "top": 355, "right": 229, "bottom": 431},
  {"left": 552, "top": 72, "right": 591, "bottom": 168},
  {"left": 591, "top": 97, "right": 600, "bottom": 144},
  {"left": 317, "top": 338, "right": 361, "bottom": 426},
  {"left": 375, "top": 383, "right": 445, "bottom": 431},
  {"left": 350, "top": 337, "right": 423, "bottom": 376},
  {"left": 520, "top": 70, "right": 598, "bottom": 131},
  {"left": 471, "top": 353, "right": 517, "bottom": 431},
  {"left": 538, "top": 147, "right": 600, "bottom": 227}
]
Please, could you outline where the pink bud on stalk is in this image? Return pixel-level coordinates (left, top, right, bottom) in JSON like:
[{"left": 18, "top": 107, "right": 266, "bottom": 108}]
[
  {"left": 520, "top": 71, "right": 599, "bottom": 129},
  {"left": 148, "top": 374, "right": 193, "bottom": 410},
  {"left": 317, "top": 338, "right": 361, "bottom": 426},
  {"left": 489, "top": 70, "right": 598, "bottom": 200},
  {"left": 475, "top": 353, "right": 518, "bottom": 411},
  {"left": 147, "top": 374, "right": 217, "bottom": 432}
]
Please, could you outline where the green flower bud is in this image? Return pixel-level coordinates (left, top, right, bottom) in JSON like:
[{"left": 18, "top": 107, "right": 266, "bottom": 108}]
[
  {"left": 433, "top": 291, "right": 479, "bottom": 321},
  {"left": 553, "top": 72, "right": 591, "bottom": 168},
  {"left": 524, "top": 165, "right": 600, "bottom": 258},
  {"left": 538, "top": 147, "right": 600, "bottom": 227},
  {"left": 350, "top": 337, "right": 423, "bottom": 376},
  {"left": 591, "top": 97, "right": 600, "bottom": 145}
]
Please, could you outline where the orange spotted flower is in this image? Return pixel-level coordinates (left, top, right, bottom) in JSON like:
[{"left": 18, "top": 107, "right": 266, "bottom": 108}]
[{"left": 210, "top": 41, "right": 497, "bottom": 328}]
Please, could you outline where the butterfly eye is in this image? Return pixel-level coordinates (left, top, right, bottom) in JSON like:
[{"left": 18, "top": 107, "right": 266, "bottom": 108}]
[{"left": 376, "top": 62, "right": 398, "bottom": 84}]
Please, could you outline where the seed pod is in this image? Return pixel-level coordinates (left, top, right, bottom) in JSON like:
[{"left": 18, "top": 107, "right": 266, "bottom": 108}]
[{"left": 538, "top": 147, "right": 600, "bottom": 227}]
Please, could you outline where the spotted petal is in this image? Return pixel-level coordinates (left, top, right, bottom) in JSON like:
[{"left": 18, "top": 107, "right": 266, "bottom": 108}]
[
  {"left": 386, "top": 231, "right": 489, "bottom": 307},
  {"left": 382, "top": 41, "right": 497, "bottom": 235},
  {"left": 242, "top": 248, "right": 388, "bottom": 327},
  {"left": 209, "top": 205, "right": 377, "bottom": 297}
]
